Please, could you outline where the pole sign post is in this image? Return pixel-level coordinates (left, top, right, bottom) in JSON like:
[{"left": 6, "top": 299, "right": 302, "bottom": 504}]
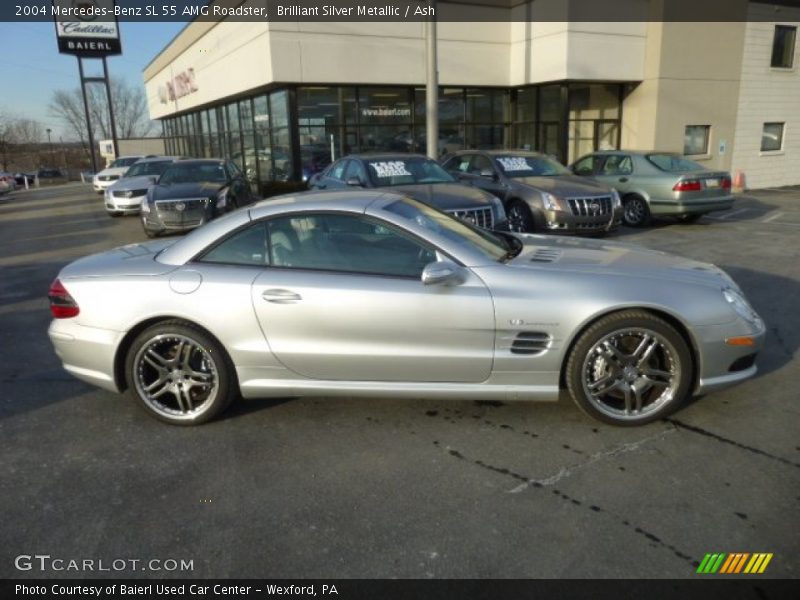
[{"left": 52, "top": 0, "right": 122, "bottom": 57}]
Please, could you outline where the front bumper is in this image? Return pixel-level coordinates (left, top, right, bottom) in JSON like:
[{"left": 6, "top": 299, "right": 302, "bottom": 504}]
[
  {"left": 106, "top": 193, "right": 146, "bottom": 213},
  {"left": 93, "top": 178, "right": 119, "bottom": 192},
  {"left": 542, "top": 207, "right": 623, "bottom": 235},
  {"left": 142, "top": 208, "right": 210, "bottom": 234},
  {"left": 48, "top": 319, "right": 123, "bottom": 393},
  {"left": 693, "top": 316, "right": 766, "bottom": 395}
]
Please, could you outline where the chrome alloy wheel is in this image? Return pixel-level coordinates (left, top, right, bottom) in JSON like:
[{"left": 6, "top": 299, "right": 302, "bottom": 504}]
[
  {"left": 623, "top": 197, "right": 648, "bottom": 226},
  {"left": 581, "top": 328, "right": 680, "bottom": 421},
  {"left": 133, "top": 334, "right": 218, "bottom": 420}
]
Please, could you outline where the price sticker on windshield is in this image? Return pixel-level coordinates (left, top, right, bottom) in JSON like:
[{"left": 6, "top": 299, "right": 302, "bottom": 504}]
[
  {"left": 497, "top": 157, "right": 531, "bottom": 172},
  {"left": 370, "top": 161, "right": 412, "bottom": 178}
]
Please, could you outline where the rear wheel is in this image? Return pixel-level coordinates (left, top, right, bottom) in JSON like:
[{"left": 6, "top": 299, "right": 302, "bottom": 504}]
[
  {"left": 507, "top": 199, "right": 535, "bottom": 233},
  {"left": 565, "top": 310, "right": 692, "bottom": 426},
  {"left": 125, "top": 321, "right": 237, "bottom": 425},
  {"left": 622, "top": 195, "right": 651, "bottom": 227}
]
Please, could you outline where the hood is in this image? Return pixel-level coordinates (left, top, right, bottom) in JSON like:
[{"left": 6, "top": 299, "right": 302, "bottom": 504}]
[
  {"left": 380, "top": 183, "right": 495, "bottom": 210},
  {"left": 508, "top": 234, "right": 735, "bottom": 289},
  {"left": 108, "top": 175, "right": 156, "bottom": 192},
  {"left": 511, "top": 174, "right": 612, "bottom": 196},
  {"left": 151, "top": 181, "right": 225, "bottom": 200},
  {"left": 60, "top": 239, "right": 178, "bottom": 279},
  {"left": 96, "top": 167, "right": 129, "bottom": 178}
]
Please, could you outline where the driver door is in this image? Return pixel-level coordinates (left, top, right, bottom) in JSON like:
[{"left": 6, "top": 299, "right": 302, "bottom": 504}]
[{"left": 251, "top": 212, "right": 496, "bottom": 382}]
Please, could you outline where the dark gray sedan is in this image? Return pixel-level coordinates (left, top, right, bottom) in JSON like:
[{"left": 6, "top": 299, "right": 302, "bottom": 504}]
[
  {"left": 141, "top": 159, "right": 255, "bottom": 237},
  {"left": 308, "top": 153, "right": 508, "bottom": 231},
  {"left": 442, "top": 150, "right": 622, "bottom": 236},
  {"left": 570, "top": 151, "right": 734, "bottom": 226}
]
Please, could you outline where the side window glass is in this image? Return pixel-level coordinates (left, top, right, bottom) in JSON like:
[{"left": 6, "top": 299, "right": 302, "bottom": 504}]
[
  {"left": 469, "top": 154, "right": 494, "bottom": 175},
  {"left": 199, "top": 223, "right": 268, "bottom": 266},
  {"left": 443, "top": 156, "right": 471, "bottom": 173},
  {"left": 601, "top": 155, "right": 633, "bottom": 176},
  {"left": 572, "top": 156, "right": 595, "bottom": 176},
  {"left": 330, "top": 160, "right": 348, "bottom": 181},
  {"left": 343, "top": 160, "right": 367, "bottom": 183},
  {"left": 267, "top": 214, "right": 436, "bottom": 277},
  {"left": 618, "top": 155, "right": 633, "bottom": 175}
]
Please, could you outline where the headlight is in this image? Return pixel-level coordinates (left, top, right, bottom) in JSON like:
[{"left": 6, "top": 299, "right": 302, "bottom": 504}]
[
  {"left": 216, "top": 188, "right": 228, "bottom": 209},
  {"left": 611, "top": 188, "right": 621, "bottom": 208},
  {"left": 723, "top": 287, "right": 759, "bottom": 324},
  {"left": 542, "top": 192, "right": 562, "bottom": 211}
]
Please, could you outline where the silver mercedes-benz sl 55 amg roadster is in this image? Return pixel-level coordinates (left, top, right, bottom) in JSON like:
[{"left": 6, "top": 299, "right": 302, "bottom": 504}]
[{"left": 48, "top": 190, "right": 765, "bottom": 426}]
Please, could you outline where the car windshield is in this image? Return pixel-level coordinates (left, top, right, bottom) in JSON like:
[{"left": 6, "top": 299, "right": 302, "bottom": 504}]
[
  {"left": 382, "top": 197, "right": 509, "bottom": 262},
  {"left": 125, "top": 161, "right": 172, "bottom": 178},
  {"left": 646, "top": 154, "right": 706, "bottom": 172},
  {"left": 366, "top": 157, "right": 456, "bottom": 186},
  {"left": 160, "top": 163, "right": 227, "bottom": 185},
  {"left": 110, "top": 157, "right": 141, "bottom": 168},
  {"left": 493, "top": 154, "right": 571, "bottom": 177}
]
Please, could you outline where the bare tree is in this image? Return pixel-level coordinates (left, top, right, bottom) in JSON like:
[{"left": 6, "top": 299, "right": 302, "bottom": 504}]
[
  {"left": 0, "top": 110, "right": 12, "bottom": 171},
  {"left": 11, "top": 118, "right": 44, "bottom": 146},
  {"left": 49, "top": 78, "right": 156, "bottom": 148}
]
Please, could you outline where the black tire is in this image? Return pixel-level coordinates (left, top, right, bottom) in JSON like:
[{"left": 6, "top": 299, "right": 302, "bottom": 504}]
[
  {"left": 565, "top": 310, "right": 692, "bottom": 426},
  {"left": 124, "top": 320, "right": 238, "bottom": 425},
  {"left": 507, "top": 199, "right": 536, "bottom": 233},
  {"left": 622, "top": 195, "right": 651, "bottom": 227},
  {"left": 678, "top": 213, "right": 703, "bottom": 224}
]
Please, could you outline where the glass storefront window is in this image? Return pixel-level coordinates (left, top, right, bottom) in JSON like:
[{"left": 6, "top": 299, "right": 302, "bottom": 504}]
[
  {"left": 466, "top": 89, "right": 508, "bottom": 122},
  {"left": 540, "top": 85, "right": 562, "bottom": 122},
  {"left": 359, "top": 87, "right": 412, "bottom": 125},
  {"left": 569, "top": 84, "right": 619, "bottom": 120},
  {"left": 240, "top": 99, "right": 254, "bottom": 131},
  {"left": 270, "top": 90, "right": 289, "bottom": 129},
  {"left": 516, "top": 88, "right": 537, "bottom": 122},
  {"left": 227, "top": 102, "right": 240, "bottom": 133}
]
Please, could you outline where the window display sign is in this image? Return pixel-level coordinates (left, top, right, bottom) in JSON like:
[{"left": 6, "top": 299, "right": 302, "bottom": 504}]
[{"left": 52, "top": 0, "right": 122, "bottom": 57}]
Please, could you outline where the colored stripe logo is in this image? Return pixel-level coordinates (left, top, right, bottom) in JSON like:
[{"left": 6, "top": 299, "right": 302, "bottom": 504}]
[{"left": 696, "top": 553, "right": 773, "bottom": 574}]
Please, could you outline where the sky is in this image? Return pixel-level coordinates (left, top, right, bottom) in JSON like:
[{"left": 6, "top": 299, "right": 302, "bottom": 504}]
[{"left": 0, "top": 21, "right": 186, "bottom": 141}]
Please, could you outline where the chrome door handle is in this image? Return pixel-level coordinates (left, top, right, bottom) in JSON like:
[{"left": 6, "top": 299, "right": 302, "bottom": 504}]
[{"left": 262, "top": 289, "right": 302, "bottom": 303}]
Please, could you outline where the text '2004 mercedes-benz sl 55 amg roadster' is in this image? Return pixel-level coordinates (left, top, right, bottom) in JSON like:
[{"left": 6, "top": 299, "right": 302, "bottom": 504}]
[{"left": 47, "top": 190, "right": 765, "bottom": 426}]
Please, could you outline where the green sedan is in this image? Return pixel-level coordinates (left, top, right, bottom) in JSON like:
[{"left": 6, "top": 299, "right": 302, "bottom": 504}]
[{"left": 570, "top": 151, "right": 734, "bottom": 227}]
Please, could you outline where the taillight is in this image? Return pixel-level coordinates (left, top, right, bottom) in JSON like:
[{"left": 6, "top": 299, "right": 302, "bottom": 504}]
[
  {"left": 720, "top": 176, "right": 732, "bottom": 189},
  {"left": 673, "top": 179, "right": 703, "bottom": 192},
  {"left": 48, "top": 278, "right": 80, "bottom": 318}
]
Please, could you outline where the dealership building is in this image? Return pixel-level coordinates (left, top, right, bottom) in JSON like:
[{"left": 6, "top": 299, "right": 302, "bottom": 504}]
[{"left": 143, "top": 0, "right": 800, "bottom": 193}]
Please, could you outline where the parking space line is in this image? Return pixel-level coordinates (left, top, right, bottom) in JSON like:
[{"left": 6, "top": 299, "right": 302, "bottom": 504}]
[
  {"left": 761, "top": 212, "right": 785, "bottom": 223},
  {"left": 717, "top": 208, "right": 750, "bottom": 220}
]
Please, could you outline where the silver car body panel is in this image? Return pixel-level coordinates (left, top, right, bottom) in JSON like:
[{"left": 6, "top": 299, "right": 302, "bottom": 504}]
[{"left": 49, "top": 190, "right": 764, "bottom": 403}]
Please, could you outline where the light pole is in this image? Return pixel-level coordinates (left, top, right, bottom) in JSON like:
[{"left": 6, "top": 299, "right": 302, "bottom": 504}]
[{"left": 46, "top": 128, "right": 53, "bottom": 166}]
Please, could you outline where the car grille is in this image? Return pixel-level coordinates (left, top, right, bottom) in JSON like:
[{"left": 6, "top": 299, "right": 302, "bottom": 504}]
[
  {"left": 447, "top": 207, "right": 494, "bottom": 229},
  {"left": 112, "top": 189, "right": 147, "bottom": 198},
  {"left": 566, "top": 196, "right": 613, "bottom": 217},
  {"left": 155, "top": 198, "right": 207, "bottom": 212}
]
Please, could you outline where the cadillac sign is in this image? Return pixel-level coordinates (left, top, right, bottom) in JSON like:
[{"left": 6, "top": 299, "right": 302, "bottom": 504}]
[{"left": 53, "top": 0, "right": 122, "bottom": 57}]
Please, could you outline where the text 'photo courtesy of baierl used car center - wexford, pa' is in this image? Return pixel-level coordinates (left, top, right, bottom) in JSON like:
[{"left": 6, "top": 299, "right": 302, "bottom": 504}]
[{"left": 1, "top": 1, "right": 799, "bottom": 598}]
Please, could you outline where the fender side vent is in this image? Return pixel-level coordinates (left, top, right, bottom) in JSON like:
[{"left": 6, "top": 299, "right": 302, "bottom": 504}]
[
  {"left": 530, "top": 248, "right": 561, "bottom": 263},
  {"left": 511, "top": 332, "right": 551, "bottom": 355}
]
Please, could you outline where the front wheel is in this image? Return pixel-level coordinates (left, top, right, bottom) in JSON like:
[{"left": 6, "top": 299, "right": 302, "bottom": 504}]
[
  {"left": 565, "top": 310, "right": 692, "bottom": 426},
  {"left": 507, "top": 200, "right": 535, "bottom": 233},
  {"left": 125, "top": 321, "right": 238, "bottom": 425},
  {"left": 622, "top": 195, "right": 651, "bottom": 227}
]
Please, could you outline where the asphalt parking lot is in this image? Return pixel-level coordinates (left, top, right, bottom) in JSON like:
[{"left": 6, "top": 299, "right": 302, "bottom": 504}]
[{"left": 0, "top": 183, "right": 798, "bottom": 579}]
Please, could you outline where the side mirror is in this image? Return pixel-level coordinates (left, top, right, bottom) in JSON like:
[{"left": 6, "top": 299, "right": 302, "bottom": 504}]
[
  {"left": 421, "top": 260, "right": 465, "bottom": 286},
  {"left": 479, "top": 169, "right": 498, "bottom": 181},
  {"left": 345, "top": 176, "right": 363, "bottom": 187}
]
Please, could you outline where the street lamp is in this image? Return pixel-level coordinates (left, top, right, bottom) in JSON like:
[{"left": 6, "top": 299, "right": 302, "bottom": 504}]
[{"left": 46, "top": 128, "right": 53, "bottom": 165}]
